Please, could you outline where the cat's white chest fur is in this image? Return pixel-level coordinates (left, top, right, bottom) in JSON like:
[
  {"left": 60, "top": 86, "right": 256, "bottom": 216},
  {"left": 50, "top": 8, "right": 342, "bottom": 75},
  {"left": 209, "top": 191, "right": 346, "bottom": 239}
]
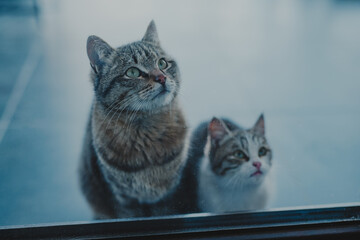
[{"left": 198, "top": 156, "right": 270, "bottom": 213}]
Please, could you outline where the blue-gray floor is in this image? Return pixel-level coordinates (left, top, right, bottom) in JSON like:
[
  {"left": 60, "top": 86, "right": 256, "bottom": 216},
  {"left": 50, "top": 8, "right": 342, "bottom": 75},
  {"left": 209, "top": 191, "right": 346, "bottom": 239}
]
[{"left": 0, "top": 0, "right": 360, "bottom": 226}]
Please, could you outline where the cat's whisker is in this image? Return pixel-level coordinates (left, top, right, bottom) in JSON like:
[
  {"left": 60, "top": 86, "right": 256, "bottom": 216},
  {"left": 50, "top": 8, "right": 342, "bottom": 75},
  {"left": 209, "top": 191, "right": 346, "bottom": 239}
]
[
  {"left": 122, "top": 104, "right": 137, "bottom": 133},
  {"left": 113, "top": 104, "right": 140, "bottom": 136},
  {"left": 227, "top": 173, "right": 239, "bottom": 188},
  {"left": 102, "top": 101, "right": 125, "bottom": 129},
  {"left": 125, "top": 100, "right": 144, "bottom": 134},
  {"left": 107, "top": 97, "right": 142, "bottom": 150},
  {"left": 97, "top": 99, "right": 122, "bottom": 129},
  {"left": 93, "top": 100, "right": 125, "bottom": 140},
  {"left": 104, "top": 95, "right": 139, "bottom": 131},
  {"left": 138, "top": 86, "right": 153, "bottom": 99},
  {"left": 105, "top": 98, "right": 142, "bottom": 144},
  {"left": 116, "top": 97, "right": 139, "bottom": 134},
  {"left": 225, "top": 174, "right": 234, "bottom": 187}
]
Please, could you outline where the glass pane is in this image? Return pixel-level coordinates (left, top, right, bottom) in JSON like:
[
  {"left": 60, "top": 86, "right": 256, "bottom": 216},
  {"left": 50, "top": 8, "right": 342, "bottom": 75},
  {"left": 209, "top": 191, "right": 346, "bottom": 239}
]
[{"left": 0, "top": 0, "right": 359, "bottom": 226}]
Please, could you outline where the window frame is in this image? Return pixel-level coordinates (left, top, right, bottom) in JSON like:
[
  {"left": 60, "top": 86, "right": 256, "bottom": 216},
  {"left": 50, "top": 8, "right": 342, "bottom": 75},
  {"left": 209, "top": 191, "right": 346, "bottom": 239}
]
[{"left": 0, "top": 203, "right": 359, "bottom": 239}]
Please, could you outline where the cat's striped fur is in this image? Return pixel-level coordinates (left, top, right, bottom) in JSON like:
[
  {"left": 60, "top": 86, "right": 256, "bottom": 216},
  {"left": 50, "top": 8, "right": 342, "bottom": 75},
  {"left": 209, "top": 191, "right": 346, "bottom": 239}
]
[{"left": 79, "top": 21, "right": 188, "bottom": 219}]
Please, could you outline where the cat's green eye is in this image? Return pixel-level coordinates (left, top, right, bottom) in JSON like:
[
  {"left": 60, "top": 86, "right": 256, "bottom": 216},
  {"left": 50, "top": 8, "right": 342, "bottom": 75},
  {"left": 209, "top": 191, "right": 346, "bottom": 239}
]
[
  {"left": 258, "top": 147, "right": 267, "bottom": 157},
  {"left": 158, "top": 58, "right": 168, "bottom": 70},
  {"left": 126, "top": 67, "right": 140, "bottom": 78},
  {"left": 234, "top": 150, "right": 247, "bottom": 160}
]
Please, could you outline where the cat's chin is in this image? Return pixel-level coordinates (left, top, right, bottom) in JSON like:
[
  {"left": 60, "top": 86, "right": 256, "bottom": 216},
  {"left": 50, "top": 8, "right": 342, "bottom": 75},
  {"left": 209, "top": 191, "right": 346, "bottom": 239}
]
[
  {"left": 150, "top": 90, "right": 175, "bottom": 108},
  {"left": 151, "top": 88, "right": 171, "bottom": 100},
  {"left": 250, "top": 170, "right": 263, "bottom": 177},
  {"left": 233, "top": 172, "right": 267, "bottom": 187},
  {"left": 133, "top": 91, "right": 175, "bottom": 112},
  {"left": 248, "top": 173, "right": 267, "bottom": 186},
  {"left": 157, "top": 91, "right": 174, "bottom": 104}
]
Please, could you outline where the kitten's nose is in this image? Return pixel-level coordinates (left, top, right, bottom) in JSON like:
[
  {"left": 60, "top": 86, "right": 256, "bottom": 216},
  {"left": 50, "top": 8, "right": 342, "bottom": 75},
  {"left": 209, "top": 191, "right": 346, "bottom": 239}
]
[{"left": 253, "top": 161, "right": 262, "bottom": 169}]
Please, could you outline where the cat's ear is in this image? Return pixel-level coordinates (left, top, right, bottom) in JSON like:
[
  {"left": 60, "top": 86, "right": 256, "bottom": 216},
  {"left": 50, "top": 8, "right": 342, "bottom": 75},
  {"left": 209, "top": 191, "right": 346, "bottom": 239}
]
[
  {"left": 208, "top": 117, "right": 230, "bottom": 145},
  {"left": 142, "top": 20, "right": 160, "bottom": 45},
  {"left": 87, "top": 35, "right": 114, "bottom": 74},
  {"left": 252, "top": 114, "right": 265, "bottom": 136}
]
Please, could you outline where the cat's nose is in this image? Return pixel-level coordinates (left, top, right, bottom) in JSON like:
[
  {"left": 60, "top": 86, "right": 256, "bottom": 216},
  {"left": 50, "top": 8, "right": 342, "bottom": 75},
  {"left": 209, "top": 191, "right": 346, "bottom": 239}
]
[
  {"left": 151, "top": 70, "right": 166, "bottom": 85},
  {"left": 155, "top": 74, "right": 166, "bottom": 85},
  {"left": 253, "top": 161, "right": 261, "bottom": 169}
]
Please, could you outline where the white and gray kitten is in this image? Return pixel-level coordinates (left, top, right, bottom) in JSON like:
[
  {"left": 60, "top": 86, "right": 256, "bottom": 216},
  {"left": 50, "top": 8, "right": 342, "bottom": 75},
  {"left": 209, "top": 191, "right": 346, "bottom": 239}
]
[{"left": 196, "top": 115, "right": 273, "bottom": 213}]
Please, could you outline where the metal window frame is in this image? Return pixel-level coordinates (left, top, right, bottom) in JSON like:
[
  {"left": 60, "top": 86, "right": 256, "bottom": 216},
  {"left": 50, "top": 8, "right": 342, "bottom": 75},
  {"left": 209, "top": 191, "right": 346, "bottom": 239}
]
[{"left": 1, "top": 203, "right": 360, "bottom": 239}]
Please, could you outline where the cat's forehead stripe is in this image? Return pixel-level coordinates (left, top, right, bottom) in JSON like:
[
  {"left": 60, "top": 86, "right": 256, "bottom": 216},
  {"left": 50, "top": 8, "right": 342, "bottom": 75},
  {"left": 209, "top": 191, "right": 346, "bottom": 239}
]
[
  {"left": 128, "top": 45, "right": 138, "bottom": 64},
  {"left": 218, "top": 134, "right": 234, "bottom": 146},
  {"left": 240, "top": 136, "right": 248, "bottom": 149},
  {"left": 114, "top": 42, "right": 160, "bottom": 65},
  {"left": 136, "top": 44, "right": 148, "bottom": 59},
  {"left": 135, "top": 43, "right": 151, "bottom": 61},
  {"left": 251, "top": 133, "right": 266, "bottom": 145},
  {"left": 137, "top": 43, "right": 158, "bottom": 61},
  {"left": 219, "top": 130, "right": 245, "bottom": 147},
  {"left": 220, "top": 130, "right": 267, "bottom": 153}
]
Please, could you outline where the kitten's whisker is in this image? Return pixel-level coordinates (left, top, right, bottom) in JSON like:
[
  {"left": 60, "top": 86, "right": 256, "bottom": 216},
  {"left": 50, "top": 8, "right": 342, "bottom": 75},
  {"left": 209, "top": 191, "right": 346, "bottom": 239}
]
[{"left": 227, "top": 173, "right": 238, "bottom": 187}]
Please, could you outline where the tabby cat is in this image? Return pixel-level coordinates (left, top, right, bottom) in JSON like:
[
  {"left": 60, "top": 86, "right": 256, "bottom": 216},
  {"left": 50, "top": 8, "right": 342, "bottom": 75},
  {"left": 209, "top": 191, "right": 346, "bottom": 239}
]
[
  {"left": 79, "top": 21, "right": 188, "bottom": 219},
  {"left": 179, "top": 115, "right": 273, "bottom": 213}
]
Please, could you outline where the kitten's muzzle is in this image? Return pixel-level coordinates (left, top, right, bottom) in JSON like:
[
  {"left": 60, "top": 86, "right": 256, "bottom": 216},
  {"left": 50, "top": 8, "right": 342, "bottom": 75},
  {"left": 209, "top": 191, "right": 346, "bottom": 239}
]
[
  {"left": 250, "top": 161, "right": 263, "bottom": 177},
  {"left": 253, "top": 161, "right": 261, "bottom": 170},
  {"left": 250, "top": 170, "right": 263, "bottom": 177}
]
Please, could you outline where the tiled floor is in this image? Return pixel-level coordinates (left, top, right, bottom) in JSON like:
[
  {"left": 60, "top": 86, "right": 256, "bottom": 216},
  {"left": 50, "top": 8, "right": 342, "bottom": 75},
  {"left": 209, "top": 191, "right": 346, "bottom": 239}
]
[{"left": 0, "top": 0, "right": 360, "bottom": 226}]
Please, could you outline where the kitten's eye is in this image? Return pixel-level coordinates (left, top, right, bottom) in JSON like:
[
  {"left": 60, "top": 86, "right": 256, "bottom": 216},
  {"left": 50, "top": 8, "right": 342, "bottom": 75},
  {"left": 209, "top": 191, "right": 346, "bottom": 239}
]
[
  {"left": 158, "top": 58, "right": 168, "bottom": 70},
  {"left": 126, "top": 67, "right": 140, "bottom": 78},
  {"left": 258, "top": 147, "right": 267, "bottom": 157},
  {"left": 234, "top": 150, "right": 248, "bottom": 161}
]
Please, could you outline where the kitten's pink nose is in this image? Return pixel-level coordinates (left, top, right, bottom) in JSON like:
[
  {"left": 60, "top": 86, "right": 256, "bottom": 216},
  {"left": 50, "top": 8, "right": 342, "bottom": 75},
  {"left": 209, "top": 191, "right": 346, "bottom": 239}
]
[{"left": 253, "top": 161, "right": 262, "bottom": 169}]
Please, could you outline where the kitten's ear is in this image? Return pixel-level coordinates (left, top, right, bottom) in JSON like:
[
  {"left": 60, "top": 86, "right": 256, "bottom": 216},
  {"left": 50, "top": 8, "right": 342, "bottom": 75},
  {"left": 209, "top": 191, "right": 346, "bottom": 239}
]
[
  {"left": 253, "top": 114, "right": 265, "bottom": 136},
  {"left": 87, "top": 35, "right": 114, "bottom": 74},
  {"left": 142, "top": 20, "right": 160, "bottom": 45},
  {"left": 208, "top": 117, "right": 230, "bottom": 145}
]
